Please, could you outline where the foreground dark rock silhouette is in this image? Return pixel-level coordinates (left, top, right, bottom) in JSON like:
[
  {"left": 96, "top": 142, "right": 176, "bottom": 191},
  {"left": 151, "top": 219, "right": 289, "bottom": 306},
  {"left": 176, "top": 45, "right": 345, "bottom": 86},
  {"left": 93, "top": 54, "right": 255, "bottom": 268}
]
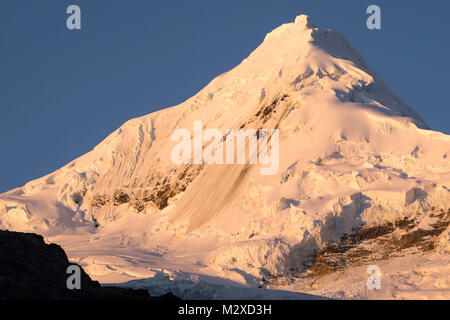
[{"left": 0, "top": 230, "right": 178, "bottom": 300}]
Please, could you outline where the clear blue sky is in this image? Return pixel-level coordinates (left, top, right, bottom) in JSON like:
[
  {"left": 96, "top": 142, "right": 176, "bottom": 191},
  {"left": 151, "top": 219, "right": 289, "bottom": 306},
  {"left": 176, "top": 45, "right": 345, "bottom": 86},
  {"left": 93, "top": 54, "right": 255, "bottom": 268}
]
[{"left": 1, "top": 0, "right": 449, "bottom": 193}]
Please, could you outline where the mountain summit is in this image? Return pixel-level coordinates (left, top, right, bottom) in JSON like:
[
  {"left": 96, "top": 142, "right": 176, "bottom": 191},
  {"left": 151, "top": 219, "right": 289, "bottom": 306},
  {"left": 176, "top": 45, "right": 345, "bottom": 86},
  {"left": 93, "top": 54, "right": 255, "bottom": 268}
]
[{"left": 1, "top": 15, "right": 449, "bottom": 299}]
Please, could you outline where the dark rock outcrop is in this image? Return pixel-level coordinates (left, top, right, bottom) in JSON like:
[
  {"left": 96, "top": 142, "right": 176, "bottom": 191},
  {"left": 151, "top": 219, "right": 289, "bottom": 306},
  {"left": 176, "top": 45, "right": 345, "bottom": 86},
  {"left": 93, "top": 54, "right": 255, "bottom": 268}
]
[
  {"left": 306, "top": 208, "right": 450, "bottom": 277},
  {"left": 0, "top": 230, "right": 152, "bottom": 300}
]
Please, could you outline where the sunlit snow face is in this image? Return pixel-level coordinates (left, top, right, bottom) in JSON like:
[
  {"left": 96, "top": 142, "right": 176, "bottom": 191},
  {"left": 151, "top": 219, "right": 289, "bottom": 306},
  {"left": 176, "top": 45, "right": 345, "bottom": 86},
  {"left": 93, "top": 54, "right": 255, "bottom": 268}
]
[{"left": 170, "top": 120, "right": 279, "bottom": 175}]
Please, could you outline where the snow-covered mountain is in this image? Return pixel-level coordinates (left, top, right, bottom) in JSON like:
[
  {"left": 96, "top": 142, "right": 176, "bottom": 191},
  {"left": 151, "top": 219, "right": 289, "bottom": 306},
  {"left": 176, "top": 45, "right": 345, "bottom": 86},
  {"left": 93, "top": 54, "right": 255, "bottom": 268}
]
[{"left": 1, "top": 15, "right": 449, "bottom": 299}]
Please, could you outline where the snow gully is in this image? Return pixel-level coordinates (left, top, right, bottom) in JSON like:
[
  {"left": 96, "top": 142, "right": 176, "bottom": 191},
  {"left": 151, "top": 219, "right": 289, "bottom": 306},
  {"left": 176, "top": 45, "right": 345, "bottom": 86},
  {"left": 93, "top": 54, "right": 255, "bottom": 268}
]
[{"left": 171, "top": 120, "right": 279, "bottom": 175}]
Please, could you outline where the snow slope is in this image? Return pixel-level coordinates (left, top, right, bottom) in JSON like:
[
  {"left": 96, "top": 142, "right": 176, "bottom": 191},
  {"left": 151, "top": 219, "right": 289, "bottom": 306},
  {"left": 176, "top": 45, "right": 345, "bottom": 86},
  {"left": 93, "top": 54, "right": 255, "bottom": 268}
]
[{"left": 1, "top": 15, "right": 449, "bottom": 299}]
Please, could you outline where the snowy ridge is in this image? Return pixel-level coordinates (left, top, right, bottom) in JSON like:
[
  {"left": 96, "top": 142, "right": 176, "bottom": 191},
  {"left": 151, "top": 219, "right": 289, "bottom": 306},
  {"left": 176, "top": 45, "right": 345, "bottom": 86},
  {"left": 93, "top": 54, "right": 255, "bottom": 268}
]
[{"left": 1, "top": 15, "right": 449, "bottom": 299}]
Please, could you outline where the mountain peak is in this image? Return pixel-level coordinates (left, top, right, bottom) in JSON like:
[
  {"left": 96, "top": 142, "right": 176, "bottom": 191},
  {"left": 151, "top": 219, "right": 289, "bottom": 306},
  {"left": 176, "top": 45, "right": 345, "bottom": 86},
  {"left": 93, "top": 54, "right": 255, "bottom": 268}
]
[
  {"left": 1, "top": 14, "right": 449, "bottom": 296},
  {"left": 294, "top": 14, "right": 316, "bottom": 29}
]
